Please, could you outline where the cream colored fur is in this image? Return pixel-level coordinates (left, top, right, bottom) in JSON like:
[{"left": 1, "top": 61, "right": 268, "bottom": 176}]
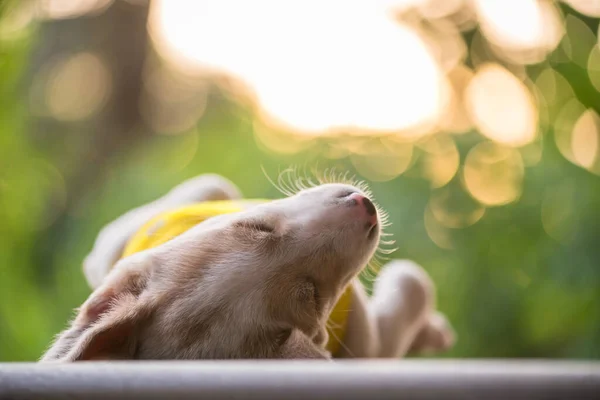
[{"left": 41, "top": 174, "right": 454, "bottom": 361}]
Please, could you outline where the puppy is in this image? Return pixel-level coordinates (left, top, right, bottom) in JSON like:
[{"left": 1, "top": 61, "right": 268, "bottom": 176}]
[{"left": 41, "top": 174, "right": 454, "bottom": 361}]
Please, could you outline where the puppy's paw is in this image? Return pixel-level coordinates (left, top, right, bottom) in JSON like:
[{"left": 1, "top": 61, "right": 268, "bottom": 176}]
[
  {"left": 167, "top": 174, "right": 242, "bottom": 202},
  {"left": 431, "top": 312, "right": 456, "bottom": 351},
  {"left": 408, "top": 311, "right": 456, "bottom": 355},
  {"left": 372, "top": 260, "right": 435, "bottom": 323}
]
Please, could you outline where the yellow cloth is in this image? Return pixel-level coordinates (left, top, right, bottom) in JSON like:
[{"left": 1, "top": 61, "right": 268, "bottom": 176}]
[{"left": 120, "top": 199, "right": 352, "bottom": 356}]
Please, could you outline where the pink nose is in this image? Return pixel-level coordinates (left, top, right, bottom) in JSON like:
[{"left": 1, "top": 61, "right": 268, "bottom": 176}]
[{"left": 348, "top": 193, "right": 378, "bottom": 226}]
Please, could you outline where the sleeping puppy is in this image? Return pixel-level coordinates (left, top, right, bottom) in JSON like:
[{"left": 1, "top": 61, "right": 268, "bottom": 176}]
[{"left": 41, "top": 174, "right": 454, "bottom": 361}]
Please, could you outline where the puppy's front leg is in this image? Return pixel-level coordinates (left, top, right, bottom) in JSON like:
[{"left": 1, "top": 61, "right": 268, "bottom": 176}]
[
  {"left": 335, "top": 280, "right": 380, "bottom": 358},
  {"left": 334, "top": 262, "right": 455, "bottom": 359},
  {"left": 370, "top": 260, "right": 435, "bottom": 358}
]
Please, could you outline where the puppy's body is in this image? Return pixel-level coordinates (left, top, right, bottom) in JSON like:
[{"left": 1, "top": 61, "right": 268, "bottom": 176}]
[{"left": 42, "top": 174, "right": 454, "bottom": 361}]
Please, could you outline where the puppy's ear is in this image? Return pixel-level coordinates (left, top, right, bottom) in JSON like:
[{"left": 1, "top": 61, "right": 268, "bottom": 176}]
[
  {"left": 41, "top": 255, "right": 157, "bottom": 362},
  {"left": 276, "top": 329, "right": 331, "bottom": 359}
]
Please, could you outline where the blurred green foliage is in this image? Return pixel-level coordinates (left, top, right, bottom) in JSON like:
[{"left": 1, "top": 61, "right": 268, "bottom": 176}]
[{"left": 1, "top": 1, "right": 600, "bottom": 361}]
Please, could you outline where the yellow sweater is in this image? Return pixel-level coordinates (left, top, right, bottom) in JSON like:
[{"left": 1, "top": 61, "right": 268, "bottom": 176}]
[{"left": 120, "top": 200, "right": 352, "bottom": 356}]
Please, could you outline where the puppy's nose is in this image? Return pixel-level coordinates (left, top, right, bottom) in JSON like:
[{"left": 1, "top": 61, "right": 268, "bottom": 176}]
[{"left": 348, "top": 193, "right": 378, "bottom": 225}]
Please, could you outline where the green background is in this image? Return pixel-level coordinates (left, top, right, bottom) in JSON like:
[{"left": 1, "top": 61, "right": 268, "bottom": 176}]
[{"left": 1, "top": 0, "right": 599, "bottom": 361}]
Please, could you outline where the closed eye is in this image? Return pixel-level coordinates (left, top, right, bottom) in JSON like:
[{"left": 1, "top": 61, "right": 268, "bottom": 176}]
[
  {"left": 235, "top": 220, "right": 275, "bottom": 234},
  {"left": 252, "top": 222, "right": 275, "bottom": 233},
  {"left": 336, "top": 190, "right": 356, "bottom": 198}
]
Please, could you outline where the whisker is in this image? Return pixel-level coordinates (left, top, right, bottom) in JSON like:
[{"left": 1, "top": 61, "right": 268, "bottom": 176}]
[
  {"left": 361, "top": 263, "right": 379, "bottom": 283},
  {"left": 279, "top": 168, "right": 296, "bottom": 196},
  {"left": 268, "top": 164, "right": 397, "bottom": 284},
  {"left": 262, "top": 165, "right": 292, "bottom": 197},
  {"left": 278, "top": 168, "right": 296, "bottom": 196},
  {"left": 376, "top": 247, "right": 397, "bottom": 255},
  {"left": 325, "top": 319, "right": 344, "bottom": 330},
  {"left": 325, "top": 321, "right": 356, "bottom": 358},
  {"left": 290, "top": 166, "right": 300, "bottom": 193}
]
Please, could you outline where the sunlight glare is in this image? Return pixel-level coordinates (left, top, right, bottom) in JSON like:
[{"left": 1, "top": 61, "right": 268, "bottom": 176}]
[{"left": 150, "top": 0, "right": 444, "bottom": 136}]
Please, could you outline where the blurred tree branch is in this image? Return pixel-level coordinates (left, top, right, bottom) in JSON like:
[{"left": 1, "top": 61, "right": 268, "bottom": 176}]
[
  {"left": 23, "top": 0, "right": 152, "bottom": 279},
  {"left": 26, "top": 0, "right": 151, "bottom": 202}
]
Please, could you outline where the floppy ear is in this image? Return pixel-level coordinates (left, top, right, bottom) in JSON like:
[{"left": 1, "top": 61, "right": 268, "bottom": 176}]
[
  {"left": 277, "top": 329, "right": 331, "bottom": 359},
  {"left": 41, "top": 254, "right": 156, "bottom": 362}
]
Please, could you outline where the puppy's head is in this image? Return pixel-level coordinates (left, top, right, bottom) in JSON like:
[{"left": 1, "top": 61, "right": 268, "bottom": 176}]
[{"left": 41, "top": 184, "right": 381, "bottom": 361}]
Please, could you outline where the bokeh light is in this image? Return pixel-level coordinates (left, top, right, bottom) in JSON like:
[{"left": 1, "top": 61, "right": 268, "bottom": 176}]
[
  {"left": 438, "top": 64, "right": 474, "bottom": 134},
  {"left": 35, "top": 0, "right": 113, "bottom": 20},
  {"left": 474, "top": 0, "right": 563, "bottom": 64},
  {"left": 428, "top": 185, "right": 486, "bottom": 228},
  {"left": 424, "top": 202, "right": 454, "bottom": 250},
  {"left": 0, "top": 1, "right": 35, "bottom": 41},
  {"left": 140, "top": 63, "right": 209, "bottom": 135},
  {"left": 534, "top": 67, "right": 575, "bottom": 111},
  {"left": 519, "top": 138, "right": 544, "bottom": 167},
  {"left": 465, "top": 63, "right": 538, "bottom": 147},
  {"left": 554, "top": 98, "right": 588, "bottom": 167},
  {"left": 416, "top": 0, "right": 465, "bottom": 20},
  {"left": 418, "top": 18, "right": 467, "bottom": 73},
  {"left": 462, "top": 141, "right": 525, "bottom": 206},
  {"left": 563, "top": 0, "right": 600, "bottom": 18},
  {"left": 30, "top": 52, "right": 112, "bottom": 122},
  {"left": 571, "top": 109, "right": 600, "bottom": 171},
  {"left": 588, "top": 44, "right": 600, "bottom": 92},
  {"left": 350, "top": 139, "right": 414, "bottom": 182},
  {"left": 475, "top": 0, "right": 543, "bottom": 50},
  {"left": 253, "top": 120, "right": 315, "bottom": 155},
  {"left": 561, "top": 14, "right": 597, "bottom": 68},
  {"left": 417, "top": 134, "right": 460, "bottom": 188}
]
